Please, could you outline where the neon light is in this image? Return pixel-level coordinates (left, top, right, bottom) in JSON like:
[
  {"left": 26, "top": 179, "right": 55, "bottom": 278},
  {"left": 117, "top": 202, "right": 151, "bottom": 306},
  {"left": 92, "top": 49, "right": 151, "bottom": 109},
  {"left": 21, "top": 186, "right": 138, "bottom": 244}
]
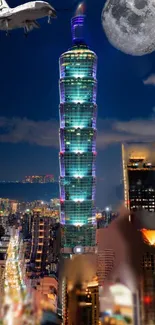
[
  {"left": 74, "top": 150, "right": 84, "bottom": 154},
  {"left": 73, "top": 126, "right": 84, "bottom": 129},
  {"left": 73, "top": 100, "right": 84, "bottom": 104},
  {"left": 144, "top": 296, "right": 152, "bottom": 304},
  {"left": 71, "top": 15, "right": 85, "bottom": 45},
  {"left": 73, "top": 175, "right": 83, "bottom": 178},
  {"left": 73, "top": 198, "right": 84, "bottom": 202},
  {"left": 73, "top": 74, "right": 85, "bottom": 78}
]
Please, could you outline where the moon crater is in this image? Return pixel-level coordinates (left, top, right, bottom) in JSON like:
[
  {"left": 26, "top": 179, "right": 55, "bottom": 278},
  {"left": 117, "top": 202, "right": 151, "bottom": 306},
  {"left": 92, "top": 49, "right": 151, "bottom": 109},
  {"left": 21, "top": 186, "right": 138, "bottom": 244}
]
[{"left": 102, "top": 0, "right": 155, "bottom": 55}]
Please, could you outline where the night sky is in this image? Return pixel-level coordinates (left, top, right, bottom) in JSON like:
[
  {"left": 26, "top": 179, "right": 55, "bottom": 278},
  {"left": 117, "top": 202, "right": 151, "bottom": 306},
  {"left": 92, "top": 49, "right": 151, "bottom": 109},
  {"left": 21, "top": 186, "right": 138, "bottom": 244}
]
[{"left": 1, "top": 0, "right": 155, "bottom": 208}]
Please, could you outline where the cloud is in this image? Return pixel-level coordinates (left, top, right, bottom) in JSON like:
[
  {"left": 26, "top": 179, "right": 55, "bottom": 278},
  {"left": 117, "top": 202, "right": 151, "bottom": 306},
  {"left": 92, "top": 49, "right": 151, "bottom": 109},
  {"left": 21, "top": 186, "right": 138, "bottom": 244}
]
[
  {"left": 97, "top": 118, "right": 155, "bottom": 148},
  {"left": 143, "top": 74, "right": 155, "bottom": 85},
  {"left": 0, "top": 116, "right": 154, "bottom": 149},
  {"left": 0, "top": 117, "right": 59, "bottom": 147}
]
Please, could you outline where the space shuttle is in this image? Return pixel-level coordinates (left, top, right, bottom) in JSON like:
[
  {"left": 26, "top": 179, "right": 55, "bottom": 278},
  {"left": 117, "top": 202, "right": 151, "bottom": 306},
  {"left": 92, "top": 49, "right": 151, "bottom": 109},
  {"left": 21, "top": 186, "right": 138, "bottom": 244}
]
[{"left": 0, "top": 0, "right": 56, "bottom": 35}]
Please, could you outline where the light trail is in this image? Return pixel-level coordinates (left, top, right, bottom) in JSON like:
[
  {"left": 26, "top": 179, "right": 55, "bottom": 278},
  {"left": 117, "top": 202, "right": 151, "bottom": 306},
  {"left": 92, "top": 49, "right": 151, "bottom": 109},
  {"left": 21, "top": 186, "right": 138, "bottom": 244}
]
[
  {"left": 2, "top": 229, "right": 36, "bottom": 325},
  {"left": 1, "top": 228, "right": 48, "bottom": 325}
]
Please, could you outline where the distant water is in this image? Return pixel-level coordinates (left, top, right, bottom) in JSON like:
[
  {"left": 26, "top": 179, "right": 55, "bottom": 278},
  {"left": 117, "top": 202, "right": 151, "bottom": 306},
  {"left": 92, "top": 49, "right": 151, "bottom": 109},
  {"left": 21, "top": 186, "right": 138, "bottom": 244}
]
[{"left": 0, "top": 183, "right": 59, "bottom": 201}]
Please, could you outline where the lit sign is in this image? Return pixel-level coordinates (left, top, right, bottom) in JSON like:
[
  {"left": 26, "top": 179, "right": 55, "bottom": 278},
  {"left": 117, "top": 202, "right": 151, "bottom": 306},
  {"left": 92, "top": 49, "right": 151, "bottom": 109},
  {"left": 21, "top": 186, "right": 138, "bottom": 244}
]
[
  {"left": 110, "top": 284, "right": 133, "bottom": 306},
  {"left": 73, "top": 246, "right": 84, "bottom": 254}
]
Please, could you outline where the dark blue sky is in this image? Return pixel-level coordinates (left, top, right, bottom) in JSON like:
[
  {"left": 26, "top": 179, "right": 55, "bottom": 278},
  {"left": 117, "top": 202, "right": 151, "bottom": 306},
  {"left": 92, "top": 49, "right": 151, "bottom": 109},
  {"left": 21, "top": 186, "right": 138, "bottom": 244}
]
[{"left": 1, "top": 0, "right": 155, "bottom": 208}]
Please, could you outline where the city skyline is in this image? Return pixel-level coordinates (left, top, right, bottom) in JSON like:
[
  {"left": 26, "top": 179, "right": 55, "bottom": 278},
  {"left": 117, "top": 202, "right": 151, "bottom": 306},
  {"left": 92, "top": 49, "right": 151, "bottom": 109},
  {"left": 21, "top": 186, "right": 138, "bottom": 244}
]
[
  {"left": 1, "top": 0, "right": 155, "bottom": 207},
  {"left": 1, "top": 1, "right": 155, "bottom": 324}
]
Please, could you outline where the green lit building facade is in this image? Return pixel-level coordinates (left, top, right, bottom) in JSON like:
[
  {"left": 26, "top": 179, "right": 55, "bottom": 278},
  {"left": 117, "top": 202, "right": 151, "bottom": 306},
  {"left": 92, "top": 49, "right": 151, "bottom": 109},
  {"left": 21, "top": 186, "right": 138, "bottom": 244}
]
[{"left": 59, "top": 14, "right": 97, "bottom": 254}]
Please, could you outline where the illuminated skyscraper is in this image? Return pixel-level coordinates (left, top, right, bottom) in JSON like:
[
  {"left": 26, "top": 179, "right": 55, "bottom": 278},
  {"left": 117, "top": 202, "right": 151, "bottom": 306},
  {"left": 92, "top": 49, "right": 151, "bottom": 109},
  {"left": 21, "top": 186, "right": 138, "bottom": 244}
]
[{"left": 59, "top": 9, "right": 97, "bottom": 254}]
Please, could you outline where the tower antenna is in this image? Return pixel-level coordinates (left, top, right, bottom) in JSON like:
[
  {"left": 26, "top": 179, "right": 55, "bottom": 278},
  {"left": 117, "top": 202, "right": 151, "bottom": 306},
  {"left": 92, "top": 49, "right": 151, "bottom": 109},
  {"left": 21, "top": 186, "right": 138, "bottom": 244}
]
[{"left": 55, "top": 0, "right": 81, "bottom": 12}]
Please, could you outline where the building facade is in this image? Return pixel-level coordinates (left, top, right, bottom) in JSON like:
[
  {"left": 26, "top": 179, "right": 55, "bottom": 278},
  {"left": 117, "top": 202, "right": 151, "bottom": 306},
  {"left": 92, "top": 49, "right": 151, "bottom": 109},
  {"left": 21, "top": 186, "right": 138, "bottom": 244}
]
[
  {"left": 140, "top": 230, "right": 155, "bottom": 325},
  {"left": 59, "top": 13, "right": 97, "bottom": 254},
  {"left": 97, "top": 247, "right": 115, "bottom": 286},
  {"left": 96, "top": 211, "right": 117, "bottom": 286},
  {"left": 62, "top": 278, "right": 99, "bottom": 325},
  {"left": 29, "top": 213, "right": 60, "bottom": 276},
  {"left": 122, "top": 143, "right": 155, "bottom": 212},
  {"left": 122, "top": 143, "right": 155, "bottom": 325}
]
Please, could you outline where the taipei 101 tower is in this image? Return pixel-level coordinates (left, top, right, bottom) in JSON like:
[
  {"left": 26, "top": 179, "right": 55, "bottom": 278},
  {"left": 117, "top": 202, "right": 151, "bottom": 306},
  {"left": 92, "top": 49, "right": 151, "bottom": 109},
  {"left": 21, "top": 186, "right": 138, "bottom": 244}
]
[{"left": 59, "top": 3, "right": 98, "bottom": 256}]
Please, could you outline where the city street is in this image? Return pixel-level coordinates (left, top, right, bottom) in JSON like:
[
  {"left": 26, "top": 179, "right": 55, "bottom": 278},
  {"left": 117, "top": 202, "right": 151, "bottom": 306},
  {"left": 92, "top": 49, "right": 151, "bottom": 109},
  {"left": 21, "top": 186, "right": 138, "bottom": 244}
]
[{"left": 2, "top": 231, "right": 36, "bottom": 325}]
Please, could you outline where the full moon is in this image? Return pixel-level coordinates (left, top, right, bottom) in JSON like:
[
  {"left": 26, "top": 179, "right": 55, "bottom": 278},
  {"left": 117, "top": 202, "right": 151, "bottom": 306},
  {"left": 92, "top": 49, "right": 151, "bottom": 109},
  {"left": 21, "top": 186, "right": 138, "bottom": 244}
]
[{"left": 102, "top": 0, "right": 155, "bottom": 56}]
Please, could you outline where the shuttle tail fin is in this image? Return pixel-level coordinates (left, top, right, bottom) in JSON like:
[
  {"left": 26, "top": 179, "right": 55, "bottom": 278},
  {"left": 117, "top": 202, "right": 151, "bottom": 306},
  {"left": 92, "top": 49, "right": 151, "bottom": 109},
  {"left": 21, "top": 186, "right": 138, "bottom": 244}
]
[{"left": 0, "top": 0, "right": 9, "bottom": 11}]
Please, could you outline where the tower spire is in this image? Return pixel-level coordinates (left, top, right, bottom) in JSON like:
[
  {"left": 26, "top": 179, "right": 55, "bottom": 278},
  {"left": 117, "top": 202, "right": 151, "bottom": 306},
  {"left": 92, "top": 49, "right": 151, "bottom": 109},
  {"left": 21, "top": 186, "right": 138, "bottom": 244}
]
[{"left": 71, "top": 3, "right": 86, "bottom": 45}]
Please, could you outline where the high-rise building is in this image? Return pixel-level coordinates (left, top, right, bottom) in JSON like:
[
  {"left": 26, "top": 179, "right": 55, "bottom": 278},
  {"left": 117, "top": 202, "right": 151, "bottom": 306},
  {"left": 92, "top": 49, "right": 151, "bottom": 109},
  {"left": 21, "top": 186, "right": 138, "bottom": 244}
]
[
  {"left": 21, "top": 212, "right": 32, "bottom": 239},
  {"left": 122, "top": 143, "right": 155, "bottom": 325},
  {"left": 30, "top": 213, "right": 53, "bottom": 273},
  {"left": 62, "top": 278, "right": 99, "bottom": 325},
  {"left": 96, "top": 210, "right": 117, "bottom": 286},
  {"left": 59, "top": 10, "right": 97, "bottom": 254},
  {"left": 122, "top": 143, "right": 155, "bottom": 212},
  {"left": 29, "top": 212, "right": 60, "bottom": 279},
  {"left": 139, "top": 230, "right": 155, "bottom": 325},
  {"left": 97, "top": 246, "right": 115, "bottom": 286}
]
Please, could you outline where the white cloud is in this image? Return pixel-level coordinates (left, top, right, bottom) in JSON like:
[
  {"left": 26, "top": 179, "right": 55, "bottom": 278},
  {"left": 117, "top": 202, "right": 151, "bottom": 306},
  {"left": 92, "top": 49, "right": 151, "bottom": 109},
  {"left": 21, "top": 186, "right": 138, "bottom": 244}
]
[
  {"left": 0, "top": 117, "right": 59, "bottom": 147},
  {"left": 97, "top": 118, "right": 155, "bottom": 148},
  {"left": 0, "top": 116, "right": 154, "bottom": 149},
  {"left": 143, "top": 74, "right": 155, "bottom": 85}
]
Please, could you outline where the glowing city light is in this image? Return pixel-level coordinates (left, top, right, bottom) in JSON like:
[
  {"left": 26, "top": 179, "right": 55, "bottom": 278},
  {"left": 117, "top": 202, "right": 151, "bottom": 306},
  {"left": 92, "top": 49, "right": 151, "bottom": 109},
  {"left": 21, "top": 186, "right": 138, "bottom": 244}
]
[
  {"left": 74, "top": 150, "right": 84, "bottom": 154},
  {"left": 73, "top": 198, "right": 84, "bottom": 202},
  {"left": 73, "top": 100, "right": 84, "bottom": 104},
  {"left": 74, "top": 223, "right": 84, "bottom": 227},
  {"left": 144, "top": 295, "right": 152, "bottom": 304},
  {"left": 73, "top": 74, "right": 85, "bottom": 78},
  {"left": 73, "top": 125, "right": 84, "bottom": 129}
]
